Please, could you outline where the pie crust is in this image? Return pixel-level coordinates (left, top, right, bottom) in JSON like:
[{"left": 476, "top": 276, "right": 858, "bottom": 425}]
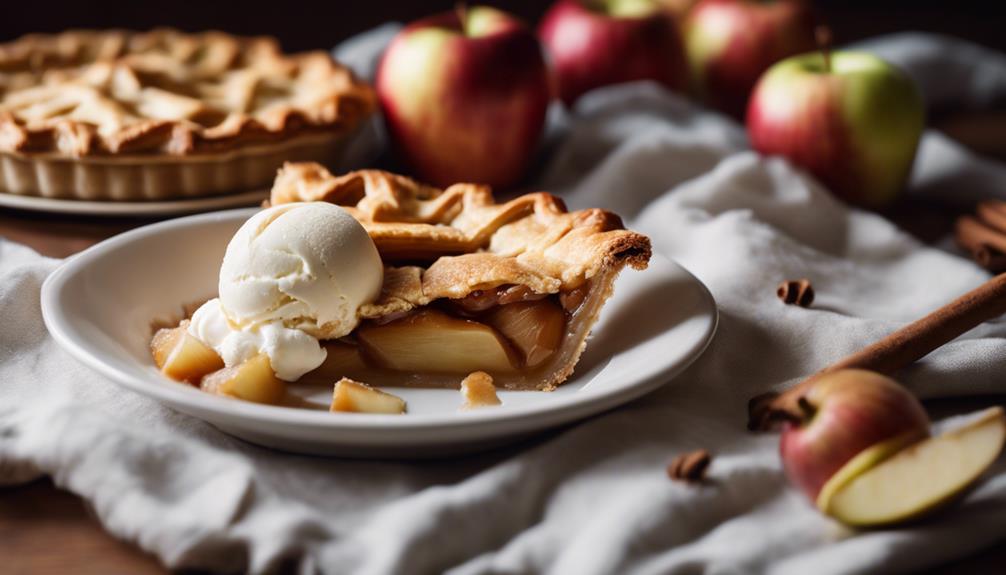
[
  {"left": 0, "top": 29, "right": 375, "bottom": 200},
  {"left": 269, "top": 164, "right": 652, "bottom": 390}
]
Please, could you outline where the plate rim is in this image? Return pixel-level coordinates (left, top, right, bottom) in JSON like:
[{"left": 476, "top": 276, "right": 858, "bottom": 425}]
[
  {"left": 0, "top": 188, "right": 268, "bottom": 217},
  {"left": 41, "top": 208, "right": 718, "bottom": 434}
]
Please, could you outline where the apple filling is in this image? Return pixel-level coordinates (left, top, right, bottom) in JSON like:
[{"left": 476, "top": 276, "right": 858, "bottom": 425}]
[
  {"left": 151, "top": 275, "right": 610, "bottom": 396},
  {"left": 300, "top": 280, "right": 599, "bottom": 389}
]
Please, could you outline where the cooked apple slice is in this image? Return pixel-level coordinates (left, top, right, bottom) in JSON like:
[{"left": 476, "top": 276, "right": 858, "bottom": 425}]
[
  {"left": 331, "top": 378, "right": 406, "bottom": 414},
  {"left": 299, "top": 341, "right": 370, "bottom": 384},
  {"left": 487, "top": 299, "right": 565, "bottom": 368},
  {"left": 357, "top": 309, "right": 517, "bottom": 374},
  {"left": 201, "top": 354, "right": 286, "bottom": 405},
  {"left": 821, "top": 407, "right": 1006, "bottom": 527},
  {"left": 151, "top": 323, "right": 224, "bottom": 383},
  {"left": 460, "top": 371, "right": 501, "bottom": 410}
]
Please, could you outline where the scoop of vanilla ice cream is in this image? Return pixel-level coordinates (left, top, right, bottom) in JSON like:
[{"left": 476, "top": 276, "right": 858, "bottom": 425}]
[{"left": 217, "top": 202, "right": 383, "bottom": 339}]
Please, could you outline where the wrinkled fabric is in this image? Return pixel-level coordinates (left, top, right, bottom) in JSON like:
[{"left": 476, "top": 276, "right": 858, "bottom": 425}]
[{"left": 3, "top": 31, "right": 1006, "bottom": 575}]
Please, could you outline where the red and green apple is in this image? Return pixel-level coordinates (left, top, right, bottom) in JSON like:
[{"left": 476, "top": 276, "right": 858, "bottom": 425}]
[
  {"left": 376, "top": 6, "right": 550, "bottom": 188},
  {"left": 746, "top": 48, "right": 925, "bottom": 208},
  {"left": 777, "top": 370, "right": 1006, "bottom": 527},
  {"left": 778, "top": 370, "right": 931, "bottom": 502},
  {"left": 684, "top": 0, "right": 815, "bottom": 118},
  {"left": 539, "top": 0, "right": 688, "bottom": 106}
]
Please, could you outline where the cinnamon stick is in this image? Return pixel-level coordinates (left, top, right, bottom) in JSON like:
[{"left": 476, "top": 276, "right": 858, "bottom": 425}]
[
  {"left": 749, "top": 272, "right": 1006, "bottom": 431},
  {"left": 955, "top": 215, "right": 1006, "bottom": 255},
  {"left": 976, "top": 245, "right": 1006, "bottom": 273},
  {"left": 977, "top": 201, "right": 1006, "bottom": 234}
]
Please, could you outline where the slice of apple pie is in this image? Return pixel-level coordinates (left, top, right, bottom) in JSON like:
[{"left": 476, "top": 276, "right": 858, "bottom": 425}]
[
  {"left": 151, "top": 163, "right": 650, "bottom": 406},
  {"left": 267, "top": 163, "right": 651, "bottom": 391}
]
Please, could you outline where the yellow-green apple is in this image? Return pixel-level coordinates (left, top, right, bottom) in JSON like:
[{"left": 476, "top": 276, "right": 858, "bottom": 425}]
[
  {"left": 538, "top": 0, "right": 688, "bottom": 106},
  {"left": 778, "top": 370, "right": 930, "bottom": 503},
  {"left": 746, "top": 49, "right": 924, "bottom": 208},
  {"left": 684, "top": 0, "right": 815, "bottom": 118},
  {"left": 376, "top": 6, "right": 550, "bottom": 188}
]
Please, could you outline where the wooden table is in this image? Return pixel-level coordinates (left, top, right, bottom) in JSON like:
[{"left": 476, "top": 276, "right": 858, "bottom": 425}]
[{"left": 3, "top": 116, "right": 1006, "bottom": 573}]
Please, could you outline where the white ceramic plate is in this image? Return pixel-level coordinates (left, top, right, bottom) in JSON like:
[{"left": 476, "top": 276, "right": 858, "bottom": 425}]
[
  {"left": 0, "top": 188, "right": 268, "bottom": 216},
  {"left": 41, "top": 208, "right": 718, "bottom": 457}
]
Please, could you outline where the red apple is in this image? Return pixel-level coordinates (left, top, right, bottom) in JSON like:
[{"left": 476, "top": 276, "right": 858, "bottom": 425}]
[
  {"left": 684, "top": 0, "right": 815, "bottom": 118},
  {"left": 376, "top": 6, "right": 550, "bottom": 188},
  {"left": 539, "top": 0, "right": 688, "bottom": 106},
  {"left": 779, "top": 370, "right": 930, "bottom": 502},
  {"left": 746, "top": 48, "right": 925, "bottom": 207}
]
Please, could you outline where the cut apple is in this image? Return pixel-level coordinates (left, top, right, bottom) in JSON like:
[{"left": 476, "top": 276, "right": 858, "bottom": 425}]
[
  {"left": 487, "top": 299, "right": 565, "bottom": 368},
  {"left": 460, "top": 371, "right": 501, "bottom": 410},
  {"left": 816, "top": 430, "right": 926, "bottom": 513},
  {"left": 201, "top": 354, "right": 286, "bottom": 405},
  {"left": 151, "top": 323, "right": 224, "bottom": 383},
  {"left": 331, "top": 378, "right": 406, "bottom": 414},
  {"left": 299, "top": 340, "right": 370, "bottom": 384},
  {"left": 357, "top": 309, "right": 517, "bottom": 374},
  {"left": 820, "top": 407, "right": 1006, "bottom": 527}
]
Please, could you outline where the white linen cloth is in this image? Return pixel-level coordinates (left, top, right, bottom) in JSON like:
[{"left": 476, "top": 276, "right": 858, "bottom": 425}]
[{"left": 3, "top": 31, "right": 1006, "bottom": 574}]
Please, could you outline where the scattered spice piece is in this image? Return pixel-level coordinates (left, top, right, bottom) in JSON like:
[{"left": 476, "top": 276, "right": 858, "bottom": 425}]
[
  {"left": 667, "top": 449, "right": 712, "bottom": 484},
  {"left": 777, "top": 279, "right": 815, "bottom": 307}
]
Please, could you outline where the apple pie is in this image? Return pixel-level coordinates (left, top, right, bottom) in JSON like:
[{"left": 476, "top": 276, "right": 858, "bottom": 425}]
[
  {"left": 151, "top": 164, "right": 650, "bottom": 407},
  {"left": 268, "top": 164, "right": 651, "bottom": 390},
  {"left": 0, "top": 29, "right": 375, "bottom": 200}
]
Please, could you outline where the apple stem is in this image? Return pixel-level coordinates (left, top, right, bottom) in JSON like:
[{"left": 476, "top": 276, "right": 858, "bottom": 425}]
[
  {"left": 797, "top": 396, "right": 816, "bottom": 420},
  {"left": 456, "top": 2, "right": 468, "bottom": 35},
  {"left": 816, "top": 26, "right": 833, "bottom": 74}
]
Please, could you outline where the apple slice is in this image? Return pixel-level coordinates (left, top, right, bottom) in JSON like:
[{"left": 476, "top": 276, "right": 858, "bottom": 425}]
[
  {"left": 460, "top": 371, "right": 501, "bottom": 410},
  {"left": 299, "top": 341, "right": 370, "bottom": 384},
  {"left": 331, "top": 378, "right": 406, "bottom": 414},
  {"left": 815, "top": 430, "right": 926, "bottom": 512},
  {"left": 357, "top": 309, "right": 517, "bottom": 374},
  {"left": 201, "top": 354, "right": 286, "bottom": 405},
  {"left": 151, "top": 324, "right": 224, "bottom": 383},
  {"left": 487, "top": 299, "right": 565, "bottom": 368},
  {"left": 820, "top": 407, "right": 1006, "bottom": 527}
]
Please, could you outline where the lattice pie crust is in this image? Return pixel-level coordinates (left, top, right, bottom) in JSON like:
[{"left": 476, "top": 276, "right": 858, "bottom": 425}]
[{"left": 0, "top": 29, "right": 375, "bottom": 200}]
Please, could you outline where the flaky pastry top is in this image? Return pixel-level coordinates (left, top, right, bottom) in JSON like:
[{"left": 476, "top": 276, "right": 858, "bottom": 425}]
[
  {"left": 0, "top": 29, "right": 375, "bottom": 157},
  {"left": 269, "top": 163, "right": 652, "bottom": 319}
]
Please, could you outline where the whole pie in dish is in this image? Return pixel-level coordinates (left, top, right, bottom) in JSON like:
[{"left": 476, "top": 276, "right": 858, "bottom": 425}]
[
  {"left": 0, "top": 29, "right": 375, "bottom": 201},
  {"left": 151, "top": 164, "right": 651, "bottom": 409}
]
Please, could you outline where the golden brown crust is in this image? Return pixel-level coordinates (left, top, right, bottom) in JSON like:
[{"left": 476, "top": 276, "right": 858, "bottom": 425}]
[
  {"left": 270, "top": 164, "right": 652, "bottom": 327},
  {"left": 0, "top": 29, "right": 375, "bottom": 158}
]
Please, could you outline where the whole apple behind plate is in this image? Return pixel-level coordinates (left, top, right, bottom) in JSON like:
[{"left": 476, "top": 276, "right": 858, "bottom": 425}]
[
  {"left": 684, "top": 0, "right": 815, "bottom": 118},
  {"left": 746, "top": 29, "right": 924, "bottom": 208},
  {"left": 539, "top": 0, "right": 688, "bottom": 106},
  {"left": 377, "top": 5, "right": 550, "bottom": 188}
]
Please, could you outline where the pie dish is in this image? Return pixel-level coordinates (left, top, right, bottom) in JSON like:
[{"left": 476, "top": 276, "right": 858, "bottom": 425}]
[
  {"left": 0, "top": 29, "right": 375, "bottom": 200},
  {"left": 148, "top": 164, "right": 652, "bottom": 408}
]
